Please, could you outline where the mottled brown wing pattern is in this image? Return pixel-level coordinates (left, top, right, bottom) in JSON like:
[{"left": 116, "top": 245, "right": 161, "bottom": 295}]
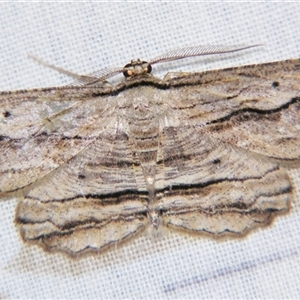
[
  {"left": 0, "top": 86, "right": 117, "bottom": 194},
  {"left": 164, "top": 59, "right": 300, "bottom": 161},
  {"left": 17, "top": 131, "right": 148, "bottom": 254},
  {"left": 159, "top": 127, "right": 291, "bottom": 234},
  {"left": 158, "top": 59, "right": 300, "bottom": 236},
  {"left": 1, "top": 49, "right": 300, "bottom": 256},
  {"left": 157, "top": 60, "right": 300, "bottom": 233},
  {"left": 1, "top": 87, "right": 150, "bottom": 254}
]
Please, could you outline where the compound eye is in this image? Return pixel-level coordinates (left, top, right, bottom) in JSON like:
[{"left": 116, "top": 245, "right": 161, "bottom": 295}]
[
  {"left": 123, "top": 69, "right": 133, "bottom": 77},
  {"left": 145, "top": 63, "right": 152, "bottom": 74},
  {"left": 123, "top": 63, "right": 134, "bottom": 77},
  {"left": 140, "top": 61, "right": 152, "bottom": 74}
]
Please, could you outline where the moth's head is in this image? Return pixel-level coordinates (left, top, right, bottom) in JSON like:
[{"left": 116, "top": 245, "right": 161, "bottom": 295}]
[{"left": 122, "top": 59, "right": 152, "bottom": 78}]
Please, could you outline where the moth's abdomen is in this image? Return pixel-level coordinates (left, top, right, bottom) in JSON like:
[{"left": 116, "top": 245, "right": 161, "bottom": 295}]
[{"left": 128, "top": 111, "right": 161, "bottom": 228}]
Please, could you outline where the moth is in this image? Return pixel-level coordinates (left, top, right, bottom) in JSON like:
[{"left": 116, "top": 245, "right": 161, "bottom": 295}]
[{"left": 0, "top": 45, "right": 299, "bottom": 256}]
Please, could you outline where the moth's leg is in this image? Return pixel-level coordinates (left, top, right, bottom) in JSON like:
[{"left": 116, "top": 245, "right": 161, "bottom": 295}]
[
  {"left": 163, "top": 72, "right": 191, "bottom": 81},
  {"left": 28, "top": 54, "right": 99, "bottom": 83},
  {"left": 28, "top": 54, "right": 118, "bottom": 87}
]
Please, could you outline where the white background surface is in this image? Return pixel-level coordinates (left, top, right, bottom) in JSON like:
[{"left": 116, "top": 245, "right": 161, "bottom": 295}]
[{"left": 1, "top": 2, "right": 300, "bottom": 299}]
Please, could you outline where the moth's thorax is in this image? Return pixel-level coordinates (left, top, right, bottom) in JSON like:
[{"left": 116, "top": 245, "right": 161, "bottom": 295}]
[{"left": 115, "top": 84, "right": 166, "bottom": 121}]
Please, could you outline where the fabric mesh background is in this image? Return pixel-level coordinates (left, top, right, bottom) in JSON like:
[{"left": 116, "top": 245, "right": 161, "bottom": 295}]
[{"left": 0, "top": 2, "right": 300, "bottom": 299}]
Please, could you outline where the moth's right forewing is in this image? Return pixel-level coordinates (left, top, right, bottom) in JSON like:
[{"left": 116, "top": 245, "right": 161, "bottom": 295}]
[{"left": 164, "top": 59, "right": 300, "bottom": 162}]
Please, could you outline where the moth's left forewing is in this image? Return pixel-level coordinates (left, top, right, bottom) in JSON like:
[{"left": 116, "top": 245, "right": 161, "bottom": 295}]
[
  {"left": 14, "top": 92, "right": 148, "bottom": 255},
  {"left": 164, "top": 59, "right": 300, "bottom": 162},
  {"left": 0, "top": 86, "right": 118, "bottom": 195}
]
